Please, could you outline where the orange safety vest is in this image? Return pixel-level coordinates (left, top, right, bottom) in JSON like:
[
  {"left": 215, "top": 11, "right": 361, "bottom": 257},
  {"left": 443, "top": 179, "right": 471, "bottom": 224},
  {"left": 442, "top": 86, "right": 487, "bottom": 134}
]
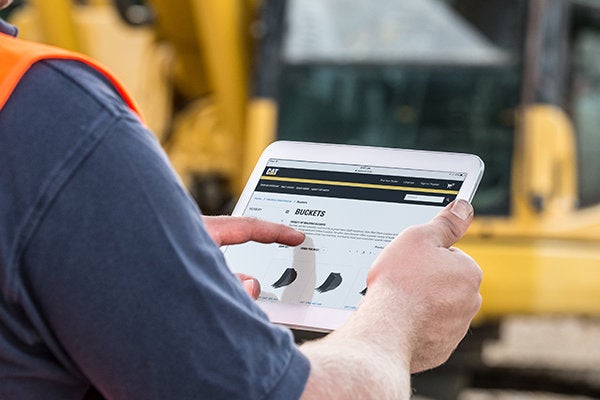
[{"left": 0, "top": 32, "right": 144, "bottom": 121}]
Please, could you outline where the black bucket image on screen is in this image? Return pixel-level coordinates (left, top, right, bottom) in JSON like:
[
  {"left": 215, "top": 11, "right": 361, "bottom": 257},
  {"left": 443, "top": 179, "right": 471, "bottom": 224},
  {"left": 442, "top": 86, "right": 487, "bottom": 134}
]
[
  {"left": 315, "top": 272, "right": 343, "bottom": 293},
  {"left": 272, "top": 268, "right": 298, "bottom": 288}
]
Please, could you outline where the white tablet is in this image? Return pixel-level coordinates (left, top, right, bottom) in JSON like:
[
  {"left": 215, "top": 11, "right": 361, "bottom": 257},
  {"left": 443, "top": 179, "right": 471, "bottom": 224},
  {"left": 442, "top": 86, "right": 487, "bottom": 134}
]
[{"left": 222, "top": 141, "right": 484, "bottom": 333}]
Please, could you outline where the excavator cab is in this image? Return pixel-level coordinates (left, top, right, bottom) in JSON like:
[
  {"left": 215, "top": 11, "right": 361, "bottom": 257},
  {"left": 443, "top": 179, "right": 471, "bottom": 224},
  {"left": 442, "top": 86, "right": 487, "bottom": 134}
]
[{"left": 255, "top": 0, "right": 525, "bottom": 217}]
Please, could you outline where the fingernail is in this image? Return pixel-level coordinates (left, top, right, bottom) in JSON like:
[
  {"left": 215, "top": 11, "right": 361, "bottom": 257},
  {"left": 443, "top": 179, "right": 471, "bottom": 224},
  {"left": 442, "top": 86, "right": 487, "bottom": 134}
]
[
  {"left": 243, "top": 279, "right": 256, "bottom": 296},
  {"left": 450, "top": 199, "right": 472, "bottom": 221}
]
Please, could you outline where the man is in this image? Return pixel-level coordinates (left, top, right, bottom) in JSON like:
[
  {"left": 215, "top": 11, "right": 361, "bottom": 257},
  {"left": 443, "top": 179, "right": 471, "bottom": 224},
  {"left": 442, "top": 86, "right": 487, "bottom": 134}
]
[{"left": 0, "top": 1, "right": 482, "bottom": 398}]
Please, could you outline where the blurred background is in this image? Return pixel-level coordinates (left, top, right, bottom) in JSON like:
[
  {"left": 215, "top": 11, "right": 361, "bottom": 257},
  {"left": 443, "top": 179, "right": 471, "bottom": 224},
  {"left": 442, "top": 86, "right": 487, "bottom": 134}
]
[{"left": 2, "top": 0, "right": 599, "bottom": 398}]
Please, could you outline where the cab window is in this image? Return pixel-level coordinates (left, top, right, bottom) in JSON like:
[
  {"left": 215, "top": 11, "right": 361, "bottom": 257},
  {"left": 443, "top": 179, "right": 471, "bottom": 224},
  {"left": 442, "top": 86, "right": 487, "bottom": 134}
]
[
  {"left": 274, "top": 0, "right": 527, "bottom": 215},
  {"left": 569, "top": 4, "right": 600, "bottom": 208}
]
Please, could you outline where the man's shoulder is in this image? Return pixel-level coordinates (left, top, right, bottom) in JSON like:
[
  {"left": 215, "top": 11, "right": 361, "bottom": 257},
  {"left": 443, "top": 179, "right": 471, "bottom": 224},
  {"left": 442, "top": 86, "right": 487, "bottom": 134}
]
[
  {"left": 0, "top": 58, "right": 132, "bottom": 169},
  {"left": 34, "top": 58, "right": 129, "bottom": 117},
  {"left": 0, "top": 59, "right": 145, "bottom": 292}
]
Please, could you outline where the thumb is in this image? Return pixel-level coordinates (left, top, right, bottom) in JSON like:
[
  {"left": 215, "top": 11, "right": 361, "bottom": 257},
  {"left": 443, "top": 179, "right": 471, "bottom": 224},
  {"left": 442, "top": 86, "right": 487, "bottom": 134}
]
[
  {"left": 235, "top": 273, "right": 261, "bottom": 300},
  {"left": 426, "top": 199, "right": 474, "bottom": 248}
]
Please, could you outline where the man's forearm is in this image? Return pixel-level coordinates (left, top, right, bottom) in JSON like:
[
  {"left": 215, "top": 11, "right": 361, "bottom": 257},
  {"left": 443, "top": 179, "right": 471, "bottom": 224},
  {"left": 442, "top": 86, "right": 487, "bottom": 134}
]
[
  {"left": 299, "top": 337, "right": 411, "bottom": 400},
  {"left": 298, "top": 293, "right": 413, "bottom": 400}
]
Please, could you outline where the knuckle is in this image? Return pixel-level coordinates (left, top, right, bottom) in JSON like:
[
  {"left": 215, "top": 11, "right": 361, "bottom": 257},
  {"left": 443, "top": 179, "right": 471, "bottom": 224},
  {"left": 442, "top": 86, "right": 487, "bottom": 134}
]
[
  {"left": 243, "top": 216, "right": 259, "bottom": 224},
  {"left": 399, "top": 225, "right": 421, "bottom": 239},
  {"left": 471, "top": 293, "right": 483, "bottom": 316},
  {"left": 435, "top": 215, "right": 461, "bottom": 242},
  {"left": 474, "top": 264, "right": 483, "bottom": 285}
]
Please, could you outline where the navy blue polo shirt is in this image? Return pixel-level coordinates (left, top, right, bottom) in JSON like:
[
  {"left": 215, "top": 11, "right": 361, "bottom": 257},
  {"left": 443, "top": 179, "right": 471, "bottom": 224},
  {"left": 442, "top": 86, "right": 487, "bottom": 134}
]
[{"left": 0, "top": 19, "right": 309, "bottom": 399}]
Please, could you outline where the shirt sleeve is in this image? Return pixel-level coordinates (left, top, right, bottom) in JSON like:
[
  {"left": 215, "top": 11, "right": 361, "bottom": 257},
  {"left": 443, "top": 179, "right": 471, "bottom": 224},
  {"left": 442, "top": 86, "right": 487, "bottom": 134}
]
[{"left": 14, "top": 61, "right": 310, "bottom": 400}]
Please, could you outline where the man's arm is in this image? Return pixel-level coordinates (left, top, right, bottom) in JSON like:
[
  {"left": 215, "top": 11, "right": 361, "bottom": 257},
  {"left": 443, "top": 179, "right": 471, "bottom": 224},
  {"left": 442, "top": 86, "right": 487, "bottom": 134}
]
[
  {"left": 16, "top": 101, "right": 311, "bottom": 399},
  {"left": 300, "top": 200, "right": 482, "bottom": 399}
]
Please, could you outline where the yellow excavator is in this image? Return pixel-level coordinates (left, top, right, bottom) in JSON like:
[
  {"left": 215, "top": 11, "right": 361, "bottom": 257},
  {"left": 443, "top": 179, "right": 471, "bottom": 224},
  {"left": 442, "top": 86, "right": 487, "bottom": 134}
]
[{"left": 4, "top": 0, "right": 600, "bottom": 397}]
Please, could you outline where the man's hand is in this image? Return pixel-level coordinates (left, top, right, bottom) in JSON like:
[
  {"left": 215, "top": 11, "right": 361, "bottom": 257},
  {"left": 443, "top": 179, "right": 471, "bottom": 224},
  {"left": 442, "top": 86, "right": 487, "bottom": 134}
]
[
  {"left": 202, "top": 216, "right": 305, "bottom": 300},
  {"left": 300, "top": 200, "right": 482, "bottom": 399},
  {"left": 364, "top": 198, "right": 482, "bottom": 373}
]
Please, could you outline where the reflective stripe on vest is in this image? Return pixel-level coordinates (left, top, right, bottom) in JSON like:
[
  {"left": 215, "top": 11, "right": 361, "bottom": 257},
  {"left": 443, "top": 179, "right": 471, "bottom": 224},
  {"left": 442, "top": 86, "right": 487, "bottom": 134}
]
[{"left": 0, "top": 33, "right": 144, "bottom": 122}]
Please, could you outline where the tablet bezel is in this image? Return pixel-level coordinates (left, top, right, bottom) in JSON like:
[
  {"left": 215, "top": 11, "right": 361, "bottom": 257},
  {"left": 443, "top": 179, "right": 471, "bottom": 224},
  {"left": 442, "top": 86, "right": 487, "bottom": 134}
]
[{"left": 225, "top": 140, "right": 484, "bottom": 332}]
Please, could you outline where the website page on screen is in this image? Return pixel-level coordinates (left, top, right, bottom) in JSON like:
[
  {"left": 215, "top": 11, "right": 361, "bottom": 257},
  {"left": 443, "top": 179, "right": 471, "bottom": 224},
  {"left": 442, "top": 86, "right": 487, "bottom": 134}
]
[{"left": 223, "top": 158, "right": 466, "bottom": 311}]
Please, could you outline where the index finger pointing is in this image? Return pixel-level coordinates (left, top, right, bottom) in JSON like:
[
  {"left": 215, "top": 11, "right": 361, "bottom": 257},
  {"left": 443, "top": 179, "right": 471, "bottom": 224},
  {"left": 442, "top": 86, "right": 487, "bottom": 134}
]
[{"left": 203, "top": 216, "right": 306, "bottom": 246}]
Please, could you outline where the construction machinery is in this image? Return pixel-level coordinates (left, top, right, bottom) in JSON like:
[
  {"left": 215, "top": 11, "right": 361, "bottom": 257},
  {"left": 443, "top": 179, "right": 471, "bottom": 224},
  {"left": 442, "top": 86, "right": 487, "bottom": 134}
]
[{"left": 4, "top": 0, "right": 600, "bottom": 397}]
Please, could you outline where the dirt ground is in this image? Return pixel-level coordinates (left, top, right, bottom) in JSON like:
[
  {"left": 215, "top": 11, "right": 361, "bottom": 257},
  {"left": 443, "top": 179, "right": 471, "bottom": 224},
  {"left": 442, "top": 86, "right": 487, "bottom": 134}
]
[
  {"left": 459, "top": 391, "right": 596, "bottom": 400},
  {"left": 459, "top": 316, "right": 600, "bottom": 400},
  {"left": 482, "top": 316, "right": 600, "bottom": 371}
]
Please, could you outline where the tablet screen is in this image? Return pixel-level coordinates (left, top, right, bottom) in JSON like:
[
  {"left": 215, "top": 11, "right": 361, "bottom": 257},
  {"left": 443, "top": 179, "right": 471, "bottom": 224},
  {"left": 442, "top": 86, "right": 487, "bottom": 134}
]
[{"left": 223, "top": 157, "right": 467, "bottom": 316}]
